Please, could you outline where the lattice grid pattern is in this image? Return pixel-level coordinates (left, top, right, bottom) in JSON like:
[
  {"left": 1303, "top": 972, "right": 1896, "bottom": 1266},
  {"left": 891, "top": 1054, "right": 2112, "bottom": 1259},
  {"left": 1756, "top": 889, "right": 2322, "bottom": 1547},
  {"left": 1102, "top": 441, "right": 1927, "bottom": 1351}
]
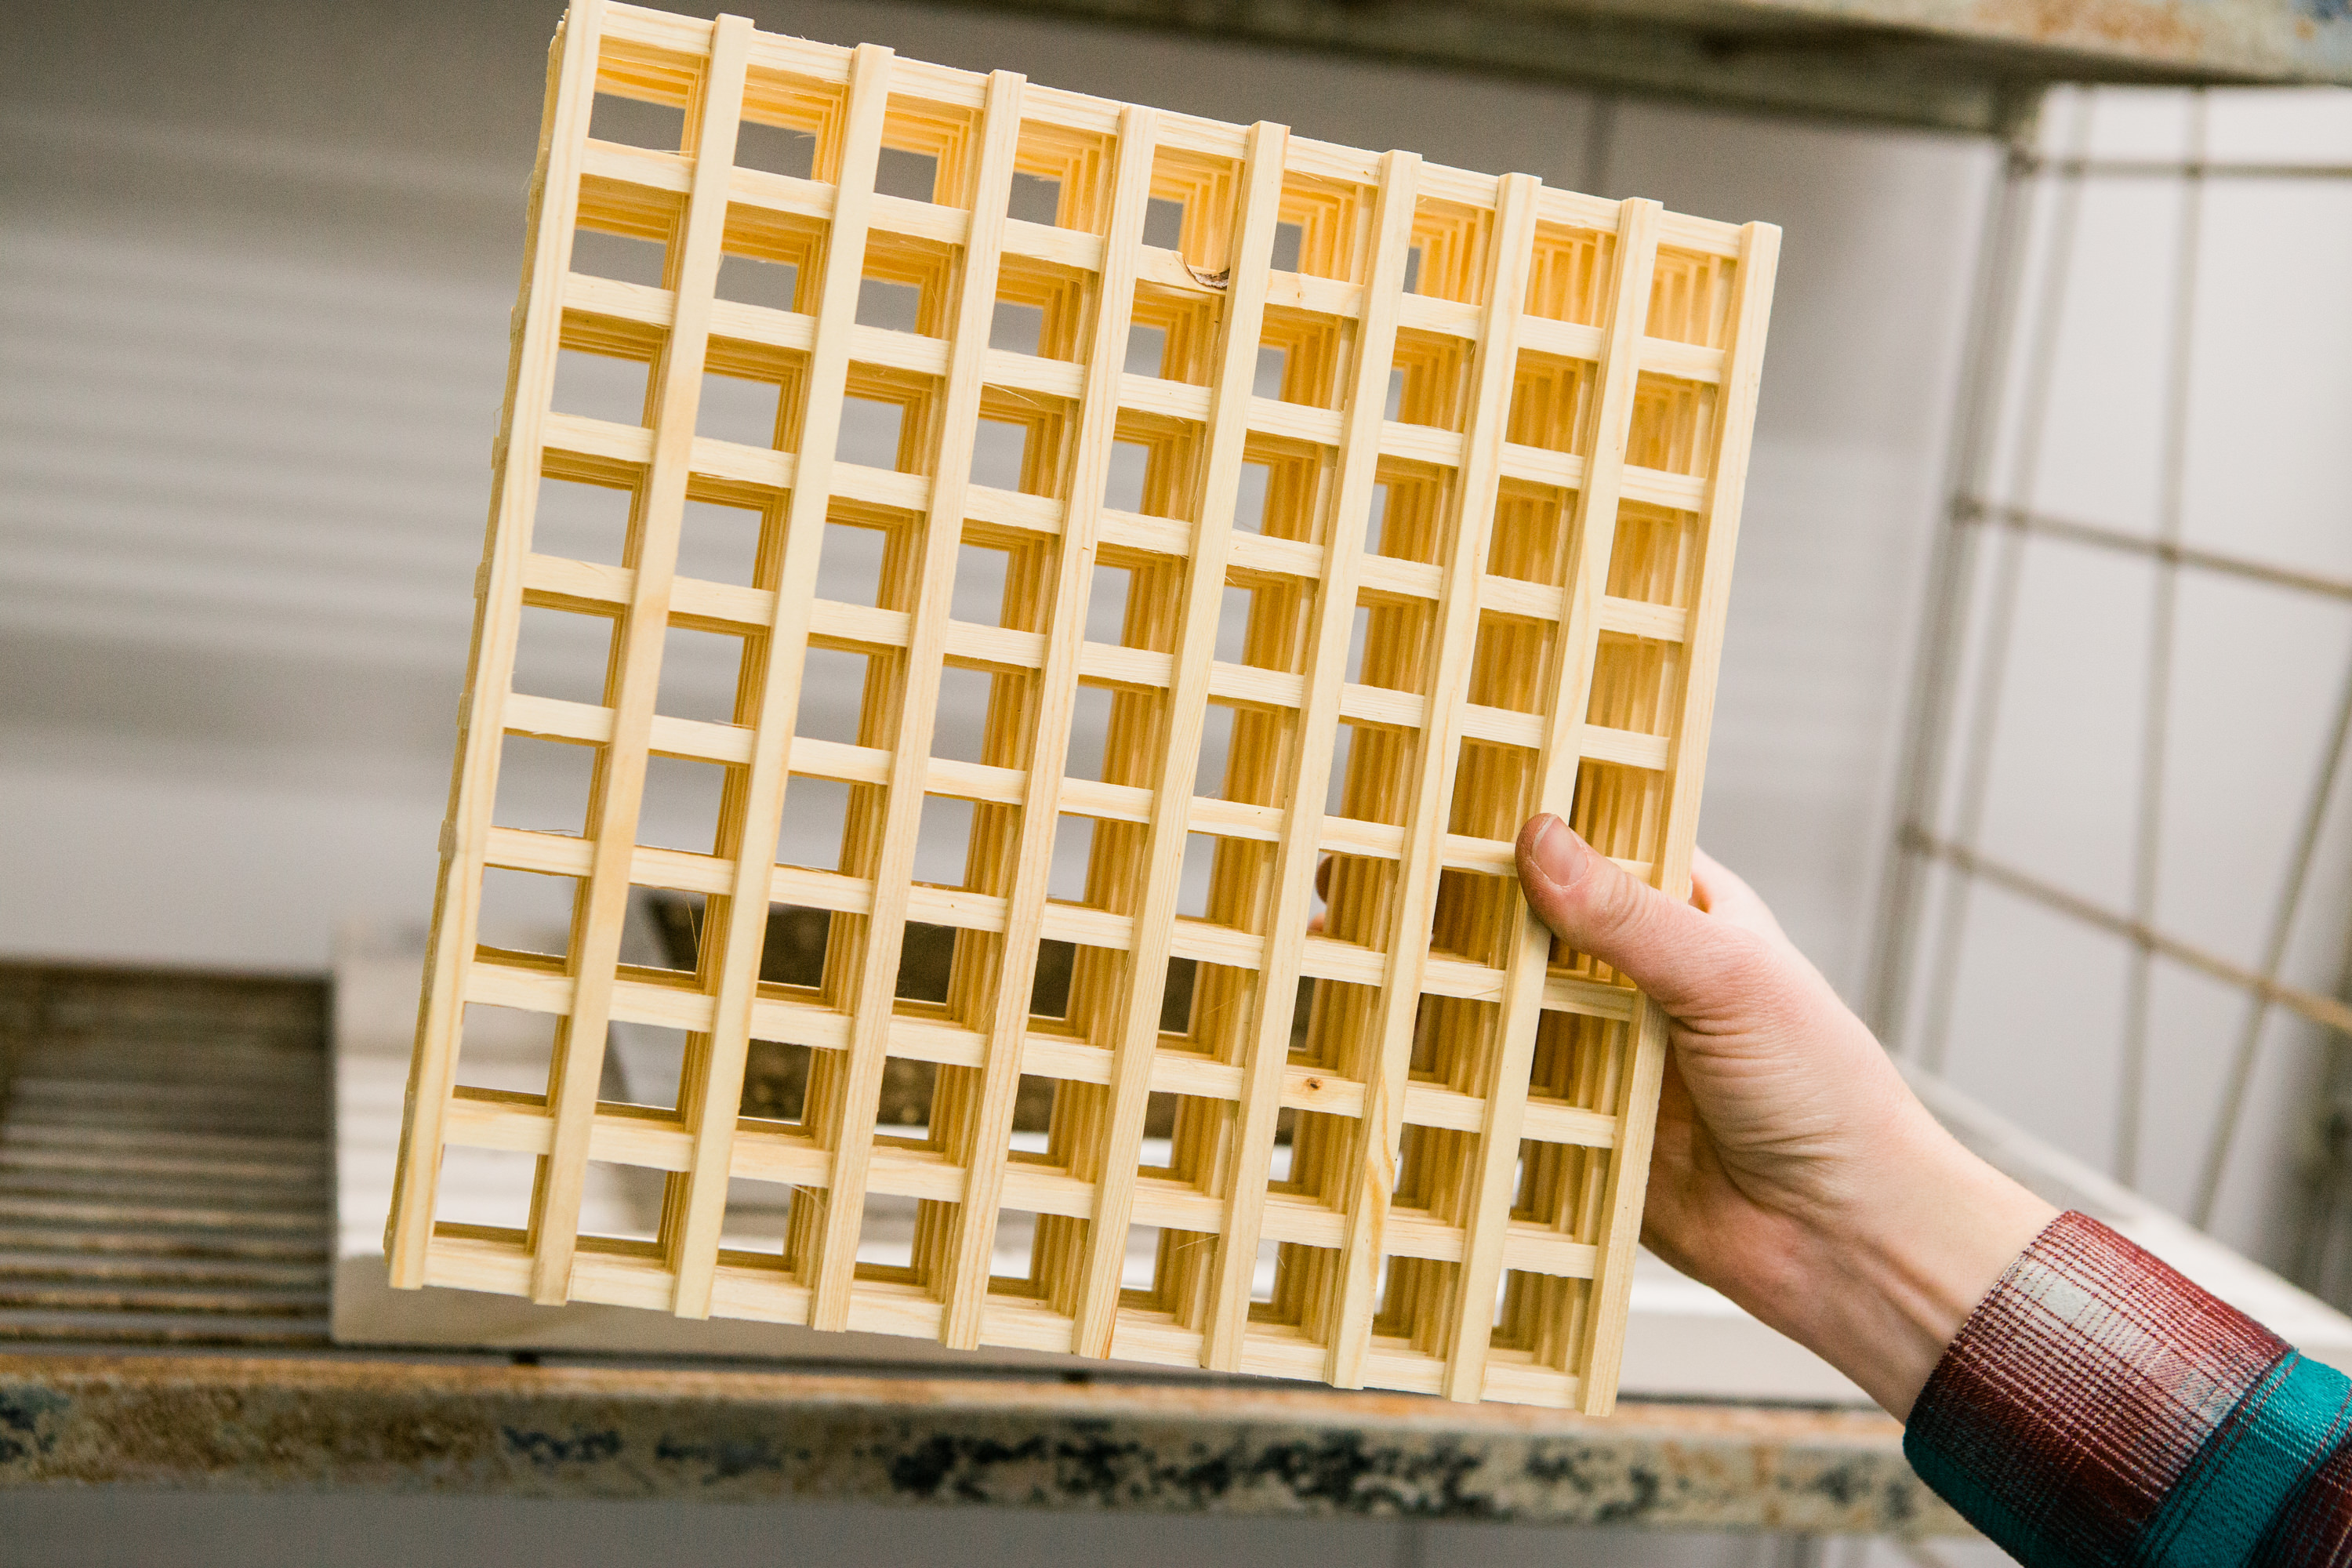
[{"left": 386, "top": 0, "right": 1778, "bottom": 1410}]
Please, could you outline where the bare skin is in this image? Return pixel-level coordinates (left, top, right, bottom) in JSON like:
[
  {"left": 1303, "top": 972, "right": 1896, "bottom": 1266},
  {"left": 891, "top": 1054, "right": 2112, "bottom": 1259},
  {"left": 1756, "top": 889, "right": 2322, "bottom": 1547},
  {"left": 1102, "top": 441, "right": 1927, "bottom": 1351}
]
[{"left": 1512, "top": 813, "right": 2056, "bottom": 1419}]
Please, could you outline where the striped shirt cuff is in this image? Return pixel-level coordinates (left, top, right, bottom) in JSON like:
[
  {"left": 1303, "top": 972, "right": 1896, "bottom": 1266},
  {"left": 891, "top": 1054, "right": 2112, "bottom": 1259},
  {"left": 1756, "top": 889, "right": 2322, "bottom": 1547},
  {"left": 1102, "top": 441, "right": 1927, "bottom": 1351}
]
[{"left": 1904, "top": 1210, "right": 2352, "bottom": 1567}]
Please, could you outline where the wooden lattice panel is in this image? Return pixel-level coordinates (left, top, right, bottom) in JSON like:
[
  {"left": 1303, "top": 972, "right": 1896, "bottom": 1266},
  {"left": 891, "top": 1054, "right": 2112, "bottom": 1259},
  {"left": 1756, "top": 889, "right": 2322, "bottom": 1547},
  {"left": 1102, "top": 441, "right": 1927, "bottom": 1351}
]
[{"left": 387, "top": 0, "right": 1778, "bottom": 1410}]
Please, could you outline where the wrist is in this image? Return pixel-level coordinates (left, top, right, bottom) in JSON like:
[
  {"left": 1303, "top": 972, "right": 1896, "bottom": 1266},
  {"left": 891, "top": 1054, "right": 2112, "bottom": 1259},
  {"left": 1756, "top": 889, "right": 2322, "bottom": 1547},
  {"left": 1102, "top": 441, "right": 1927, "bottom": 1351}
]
[{"left": 1736, "top": 1122, "right": 2056, "bottom": 1419}]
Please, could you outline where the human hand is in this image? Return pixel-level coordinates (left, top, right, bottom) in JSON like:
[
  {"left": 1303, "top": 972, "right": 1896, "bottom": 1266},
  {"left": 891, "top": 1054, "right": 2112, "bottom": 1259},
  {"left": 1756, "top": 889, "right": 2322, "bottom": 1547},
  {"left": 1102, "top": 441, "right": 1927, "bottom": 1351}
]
[{"left": 1513, "top": 814, "right": 2054, "bottom": 1418}]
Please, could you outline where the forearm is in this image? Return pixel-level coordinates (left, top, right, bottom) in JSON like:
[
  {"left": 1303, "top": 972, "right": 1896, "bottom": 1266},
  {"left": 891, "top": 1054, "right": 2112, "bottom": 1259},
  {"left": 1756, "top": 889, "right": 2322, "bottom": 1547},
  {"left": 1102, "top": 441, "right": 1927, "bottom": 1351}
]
[{"left": 1724, "top": 1122, "right": 2056, "bottom": 1418}]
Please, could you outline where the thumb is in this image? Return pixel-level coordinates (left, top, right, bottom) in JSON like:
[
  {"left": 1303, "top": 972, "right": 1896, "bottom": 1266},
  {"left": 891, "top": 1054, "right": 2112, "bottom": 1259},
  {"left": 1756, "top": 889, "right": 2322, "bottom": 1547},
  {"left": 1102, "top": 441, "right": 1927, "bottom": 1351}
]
[{"left": 1515, "top": 815, "right": 1747, "bottom": 1018}]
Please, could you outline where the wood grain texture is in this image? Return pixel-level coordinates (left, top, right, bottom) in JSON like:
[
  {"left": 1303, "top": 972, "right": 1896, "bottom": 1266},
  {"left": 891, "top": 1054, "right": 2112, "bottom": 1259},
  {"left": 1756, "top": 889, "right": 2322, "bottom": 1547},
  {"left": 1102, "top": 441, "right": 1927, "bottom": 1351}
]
[{"left": 388, "top": 0, "right": 1777, "bottom": 1406}]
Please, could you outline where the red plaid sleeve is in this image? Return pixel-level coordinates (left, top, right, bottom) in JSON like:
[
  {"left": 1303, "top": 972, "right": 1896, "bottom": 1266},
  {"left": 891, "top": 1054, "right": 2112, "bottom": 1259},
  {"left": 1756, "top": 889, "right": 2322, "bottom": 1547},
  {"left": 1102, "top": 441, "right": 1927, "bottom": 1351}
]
[{"left": 1904, "top": 1210, "right": 2352, "bottom": 1566}]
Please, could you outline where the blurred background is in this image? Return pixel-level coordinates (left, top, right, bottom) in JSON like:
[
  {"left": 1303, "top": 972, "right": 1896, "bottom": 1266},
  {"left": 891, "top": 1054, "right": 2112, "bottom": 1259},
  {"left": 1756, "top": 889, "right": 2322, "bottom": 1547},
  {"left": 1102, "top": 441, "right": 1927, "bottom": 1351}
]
[{"left": 5, "top": 0, "right": 2352, "bottom": 1561}]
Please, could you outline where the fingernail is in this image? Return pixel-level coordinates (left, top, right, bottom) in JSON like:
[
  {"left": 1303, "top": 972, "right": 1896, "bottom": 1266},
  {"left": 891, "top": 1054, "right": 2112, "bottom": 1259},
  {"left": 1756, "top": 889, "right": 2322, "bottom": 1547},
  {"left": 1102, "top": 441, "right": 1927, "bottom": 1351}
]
[{"left": 1523, "top": 815, "right": 1593, "bottom": 890}]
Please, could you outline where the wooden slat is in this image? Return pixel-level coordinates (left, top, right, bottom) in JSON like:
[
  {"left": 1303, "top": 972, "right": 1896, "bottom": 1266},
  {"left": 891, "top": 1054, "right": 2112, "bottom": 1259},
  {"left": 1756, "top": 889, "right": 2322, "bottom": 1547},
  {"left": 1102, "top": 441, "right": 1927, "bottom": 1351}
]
[
  {"left": 804, "top": 69, "right": 1026, "bottom": 1333},
  {"left": 655, "top": 43, "right": 895, "bottom": 1316},
  {"left": 1576, "top": 220, "right": 1780, "bottom": 1415},
  {"left": 524, "top": 16, "right": 752, "bottom": 1306},
  {"left": 1198, "top": 148, "right": 1421, "bottom": 1371},
  {"left": 1073, "top": 122, "right": 1291, "bottom": 1359},
  {"left": 1323, "top": 175, "right": 1541, "bottom": 1390},
  {"left": 385, "top": 2, "right": 607, "bottom": 1292},
  {"left": 1442, "top": 196, "right": 1661, "bottom": 1403},
  {"left": 937, "top": 104, "right": 1162, "bottom": 1351}
]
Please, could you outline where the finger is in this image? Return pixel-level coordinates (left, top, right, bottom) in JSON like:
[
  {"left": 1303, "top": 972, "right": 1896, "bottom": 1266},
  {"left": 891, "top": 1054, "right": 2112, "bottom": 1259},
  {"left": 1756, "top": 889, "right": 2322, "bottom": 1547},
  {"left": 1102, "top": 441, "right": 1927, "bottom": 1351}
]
[
  {"left": 1515, "top": 815, "right": 1752, "bottom": 1017},
  {"left": 1690, "top": 848, "right": 1791, "bottom": 946}
]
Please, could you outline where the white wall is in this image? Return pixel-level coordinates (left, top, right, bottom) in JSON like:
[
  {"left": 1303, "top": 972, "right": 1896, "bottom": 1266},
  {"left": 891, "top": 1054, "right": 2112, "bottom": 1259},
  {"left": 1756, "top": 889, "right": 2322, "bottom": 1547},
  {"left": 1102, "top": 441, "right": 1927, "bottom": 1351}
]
[
  {"left": 0, "top": 0, "right": 1989, "bottom": 1000},
  {"left": 1900, "top": 86, "right": 2352, "bottom": 1269}
]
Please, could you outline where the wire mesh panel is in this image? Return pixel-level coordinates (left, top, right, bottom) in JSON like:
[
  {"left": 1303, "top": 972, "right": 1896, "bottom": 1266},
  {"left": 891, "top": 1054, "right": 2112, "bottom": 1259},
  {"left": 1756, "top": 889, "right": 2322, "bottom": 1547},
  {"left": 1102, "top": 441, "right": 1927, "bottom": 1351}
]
[{"left": 384, "top": 0, "right": 1777, "bottom": 1410}]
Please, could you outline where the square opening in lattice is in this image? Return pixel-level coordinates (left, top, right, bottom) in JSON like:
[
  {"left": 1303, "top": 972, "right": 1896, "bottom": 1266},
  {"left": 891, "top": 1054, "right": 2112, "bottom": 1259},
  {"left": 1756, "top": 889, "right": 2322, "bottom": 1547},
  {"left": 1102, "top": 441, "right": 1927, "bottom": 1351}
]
[
  {"left": 875, "top": 1056, "right": 939, "bottom": 1139},
  {"left": 452, "top": 1002, "right": 559, "bottom": 1100},
  {"left": 1526, "top": 222, "right": 1614, "bottom": 327},
  {"left": 913, "top": 793, "right": 978, "bottom": 887},
  {"left": 717, "top": 205, "right": 821, "bottom": 310},
  {"left": 1256, "top": 309, "right": 1345, "bottom": 410},
  {"left": 895, "top": 920, "right": 960, "bottom": 1007},
  {"left": 1389, "top": 331, "right": 1473, "bottom": 432},
  {"left": 741, "top": 1036, "right": 815, "bottom": 1123},
  {"left": 1628, "top": 373, "right": 1717, "bottom": 476},
  {"left": 511, "top": 606, "right": 615, "bottom": 707},
  {"left": 1370, "top": 465, "right": 1450, "bottom": 564},
  {"left": 835, "top": 387, "right": 915, "bottom": 472},
  {"left": 696, "top": 370, "right": 785, "bottom": 448},
  {"left": 1608, "top": 503, "right": 1701, "bottom": 608},
  {"left": 1508, "top": 353, "right": 1595, "bottom": 456},
  {"left": 1588, "top": 633, "right": 1679, "bottom": 739},
  {"left": 793, "top": 647, "right": 880, "bottom": 746},
  {"left": 572, "top": 227, "right": 669, "bottom": 289},
  {"left": 1647, "top": 246, "right": 1736, "bottom": 347},
  {"left": 656, "top": 624, "right": 748, "bottom": 724},
  {"left": 777, "top": 778, "right": 853, "bottom": 873},
  {"left": 859, "top": 233, "right": 956, "bottom": 336},
  {"left": 397, "top": 11, "right": 1773, "bottom": 1411},
  {"left": 1430, "top": 869, "right": 1517, "bottom": 970},
  {"left": 1469, "top": 612, "right": 1556, "bottom": 717},
  {"left": 1327, "top": 720, "right": 1416, "bottom": 826},
  {"left": 1013, "top": 120, "right": 1112, "bottom": 231},
  {"left": 491, "top": 735, "right": 598, "bottom": 838},
  {"left": 1409, "top": 199, "right": 1494, "bottom": 305},
  {"left": 1450, "top": 738, "right": 1539, "bottom": 848},
  {"left": 733, "top": 119, "right": 817, "bottom": 180},
  {"left": 1047, "top": 814, "right": 1099, "bottom": 905},
  {"left": 533, "top": 474, "right": 635, "bottom": 566},
  {"left": 604, "top": 1022, "right": 688, "bottom": 1114},
  {"left": 1277, "top": 176, "right": 1369, "bottom": 281},
  {"left": 476, "top": 866, "right": 575, "bottom": 960},
  {"left": 1229, "top": 452, "right": 1305, "bottom": 539},
  {"left": 553, "top": 346, "right": 653, "bottom": 428},
  {"left": 719, "top": 1171, "right": 797, "bottom": 1256},
  {"left": 873, "top": 145, "right": 939, "bottom": 203},
  {"left": 1129, "top": 284, "right": 1220, "bottom": 385},
  {"left": 676, "top": 495, "right": 766, "bottom": 586},
  {"left": 590, "top": 91, "right": 684, "bottom": 151},
  {"left": 757, "top": 902, "right": 833, "bottom": 990},
  {"left": 639, "top": 753, "right": 729, "bottom": 856},
  {"left": 434, "top": 1144, "right": 541, "bottom": 1233},
  {"left": 994, "top": 256, "right": 1089, "bottom": 361},
  {"left": 817, "top": 520, "right": 890, "bottom": 607}
]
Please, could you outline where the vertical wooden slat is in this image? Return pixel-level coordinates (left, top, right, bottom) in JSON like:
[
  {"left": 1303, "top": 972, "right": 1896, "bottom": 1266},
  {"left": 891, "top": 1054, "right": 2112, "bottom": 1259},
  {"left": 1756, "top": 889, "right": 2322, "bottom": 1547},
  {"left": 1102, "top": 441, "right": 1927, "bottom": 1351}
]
[
  {"left": 939, "top": 104, "right": 1161, "bottom": 1350},
  {"left": 387, "top": 0, "right": 605, "bottom": 1288},
  {"left": 526, "top": 14, "right": 751, "bottom": 1306},
  {"left": 1577, "top": 220, "right": 1779, "bottom": 1414},
  {"left": 667, "top": 42, "right": 892, "bottom": 1316},
  {"left": 659, "top": 45, "right": 916, "bottom": 1320},
  {"left": 1321, "top": 173, "right": 1541, "bottom": 1388},
  {"left": 803, "top": 70, "right": 1028, "bottom": 1333},
  {"left": 1198, "top": 148, "right": 1421, "bottom": 1371},
  {"left": 1073, "top": 121, "right": 1291, "bottom": 1359},
  {"left": 1441, "top": 195, "right": 1661, "bottom": 1403}
]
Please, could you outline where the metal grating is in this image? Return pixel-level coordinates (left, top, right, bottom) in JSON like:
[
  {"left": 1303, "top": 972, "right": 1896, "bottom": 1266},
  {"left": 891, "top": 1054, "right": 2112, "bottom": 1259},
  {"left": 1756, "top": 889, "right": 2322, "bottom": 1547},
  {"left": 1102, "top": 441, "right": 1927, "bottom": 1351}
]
[{"left": 0, "top": 966, "right": 331, "bottom": 1348}]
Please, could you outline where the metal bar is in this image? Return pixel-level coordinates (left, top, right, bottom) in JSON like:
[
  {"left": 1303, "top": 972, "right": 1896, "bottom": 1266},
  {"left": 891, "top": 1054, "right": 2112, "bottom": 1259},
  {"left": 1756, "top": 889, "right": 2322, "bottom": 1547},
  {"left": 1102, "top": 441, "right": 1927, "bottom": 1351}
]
[
  {"left": 1863, "top": 97, "right": 2043, "bottom": 1044},
  {"left": 1954, "top": 500, "right": 2352, "bottom": 604},
  {"left": 2194, "top": 647, "right": 2352, "bottom": 1225},
  {"left": 2024, "top": 158, "right": 2352, "bottom": 180},
  {"left": 1914, "top": 93, "right": 2095, "bottom": 1073},
  {"left": 2116, "top": 90, "right": 2205, "bottom": 1187},
  {"left": 1907, "top": 829, "right": 2352, "bottom": 1040}
]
